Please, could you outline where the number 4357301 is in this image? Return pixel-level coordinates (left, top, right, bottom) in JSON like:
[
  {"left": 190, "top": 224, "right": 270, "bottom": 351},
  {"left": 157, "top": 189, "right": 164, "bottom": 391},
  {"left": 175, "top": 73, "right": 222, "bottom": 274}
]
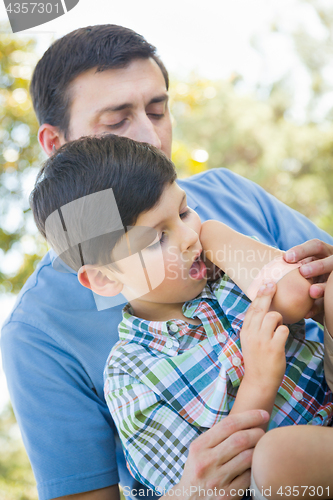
[{"left": 6, "top": 3, "right": 60, "bottom": 14}]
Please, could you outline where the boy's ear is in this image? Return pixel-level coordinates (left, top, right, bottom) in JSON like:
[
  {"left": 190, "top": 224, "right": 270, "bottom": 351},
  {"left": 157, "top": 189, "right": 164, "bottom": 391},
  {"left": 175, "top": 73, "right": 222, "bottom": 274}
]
[{"left": 78, "top": 265, "right": 123, "bottom": 297}]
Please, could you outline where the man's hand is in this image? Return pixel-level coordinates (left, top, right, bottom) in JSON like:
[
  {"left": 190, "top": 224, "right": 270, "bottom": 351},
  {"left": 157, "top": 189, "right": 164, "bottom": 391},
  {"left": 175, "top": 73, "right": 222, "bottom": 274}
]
[
  {"left": 165, "top": 410, "right": 269, "bottom": 500},
  {"left": 284, "top": 239, "right": 333, "bottom": 322}
]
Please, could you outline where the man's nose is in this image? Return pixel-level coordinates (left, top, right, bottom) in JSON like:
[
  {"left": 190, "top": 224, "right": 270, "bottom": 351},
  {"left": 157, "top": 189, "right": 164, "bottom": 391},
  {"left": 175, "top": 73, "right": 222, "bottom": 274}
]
[{"left": 131, "top": 114, "right": 162, "bottom": 150}]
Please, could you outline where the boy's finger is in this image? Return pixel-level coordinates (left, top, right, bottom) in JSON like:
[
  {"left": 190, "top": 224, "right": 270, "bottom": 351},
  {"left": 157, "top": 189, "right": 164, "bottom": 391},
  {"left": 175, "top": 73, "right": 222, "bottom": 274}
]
[
  {"left": 243, "top": 283, "right": 276, "bottom": 332},
  {"left": 271, "top": 324, "right": 289, "bottom": 348},
  {"left": 261, "top": 310, "right": 283, "bottom": 339}
]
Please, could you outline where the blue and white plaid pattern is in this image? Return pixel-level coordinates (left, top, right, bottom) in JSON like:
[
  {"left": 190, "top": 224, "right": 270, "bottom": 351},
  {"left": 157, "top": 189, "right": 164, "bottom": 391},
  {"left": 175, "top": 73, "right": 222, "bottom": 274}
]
[{"left": 104, "top": 275, "right": 333, "bottom": 492}]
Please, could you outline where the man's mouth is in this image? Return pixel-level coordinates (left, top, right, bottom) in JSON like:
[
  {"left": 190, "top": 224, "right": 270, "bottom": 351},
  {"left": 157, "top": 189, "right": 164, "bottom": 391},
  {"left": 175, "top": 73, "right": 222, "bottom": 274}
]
[{"left": 189, "top": 253, "right": 207, "bottom": 280}]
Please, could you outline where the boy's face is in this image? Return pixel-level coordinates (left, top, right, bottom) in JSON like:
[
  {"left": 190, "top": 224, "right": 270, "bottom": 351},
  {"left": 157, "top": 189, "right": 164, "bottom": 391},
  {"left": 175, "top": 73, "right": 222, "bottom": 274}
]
[
  {"left": 109, "top": 182, "right": 207, "bottom": 315},
  {"left": 64, "top": 58, "right": 172, "bottom": 158}
]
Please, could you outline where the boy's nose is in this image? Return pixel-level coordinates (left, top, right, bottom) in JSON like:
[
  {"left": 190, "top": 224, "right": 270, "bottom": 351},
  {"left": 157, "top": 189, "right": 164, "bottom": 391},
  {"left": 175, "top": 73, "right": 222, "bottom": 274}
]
[{"left": 180, "top": 227, "right": 199, "bottom": 253}]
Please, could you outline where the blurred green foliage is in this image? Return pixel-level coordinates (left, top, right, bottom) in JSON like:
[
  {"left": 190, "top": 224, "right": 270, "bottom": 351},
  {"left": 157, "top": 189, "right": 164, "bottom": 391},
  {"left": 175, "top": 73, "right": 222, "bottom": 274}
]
[
  {"left": 1, "top": 1, "right": 333, "bottom": 498},
  {"left": 170, "top": 76, "right": 333, "bottom": 233},
  {"left": 0, "top": 24, "right": 48, "bottom": 296},
  {"left": 0, "top": 404, "right": 37, "bottom": 499}
]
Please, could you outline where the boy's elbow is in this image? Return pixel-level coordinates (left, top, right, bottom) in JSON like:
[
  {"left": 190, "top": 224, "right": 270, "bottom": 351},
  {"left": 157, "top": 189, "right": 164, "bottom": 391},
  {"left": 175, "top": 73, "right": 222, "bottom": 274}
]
[{"left": 271, "top": 269, "right": 314, "bottom": 324}]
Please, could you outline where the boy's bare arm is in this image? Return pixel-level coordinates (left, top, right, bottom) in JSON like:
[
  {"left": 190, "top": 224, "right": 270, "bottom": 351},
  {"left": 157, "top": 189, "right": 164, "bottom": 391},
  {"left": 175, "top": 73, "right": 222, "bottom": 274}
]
[{"left": 200, "top": 220, "right": 314, "bottom": 324}]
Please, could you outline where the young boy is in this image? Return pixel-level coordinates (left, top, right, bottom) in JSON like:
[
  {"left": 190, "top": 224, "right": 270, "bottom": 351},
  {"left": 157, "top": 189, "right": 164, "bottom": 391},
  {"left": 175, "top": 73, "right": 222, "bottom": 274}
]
[{"left": 30, "top": 134, "right": 333, "bottom": 498}]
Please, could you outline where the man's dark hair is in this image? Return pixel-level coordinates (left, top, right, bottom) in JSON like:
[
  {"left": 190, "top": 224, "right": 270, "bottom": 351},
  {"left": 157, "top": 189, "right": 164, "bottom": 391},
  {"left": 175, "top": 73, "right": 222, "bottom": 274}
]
[
  {"left": 30, "top": 25, "right": 169, "bottom": 139},
  {"left": 30, "top": 134, "right": 177, "bottom": 272}
]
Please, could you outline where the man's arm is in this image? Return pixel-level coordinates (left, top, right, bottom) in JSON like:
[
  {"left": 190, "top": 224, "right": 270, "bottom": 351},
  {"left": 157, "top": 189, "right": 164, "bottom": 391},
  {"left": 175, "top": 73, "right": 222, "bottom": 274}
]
[
  {"left": 166, "top": 410, "right": 269, "bottom": 500},
  {"left": 54, "top": 412, "right": 269, "bottom": 500},
  {"left": 1, "top": 320, "right": 119, "bottom": 500}
]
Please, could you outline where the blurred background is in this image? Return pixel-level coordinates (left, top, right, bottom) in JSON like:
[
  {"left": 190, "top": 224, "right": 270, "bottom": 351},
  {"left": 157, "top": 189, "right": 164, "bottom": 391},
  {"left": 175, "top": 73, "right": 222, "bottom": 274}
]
[{"left": 1, "top": 0, "right": 333, "bottom": 497}]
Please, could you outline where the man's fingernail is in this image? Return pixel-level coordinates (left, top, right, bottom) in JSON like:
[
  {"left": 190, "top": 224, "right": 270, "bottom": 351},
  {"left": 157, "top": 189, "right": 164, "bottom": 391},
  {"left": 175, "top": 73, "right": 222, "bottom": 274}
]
[
  {"left": 301, "top": 264, "right": 312, "bottom": 276},
  {"left": 260, "top": 410, "right": 269, "bottom": 420},
  {"left": 286, "top": 251, "right": 296, "bottom": 262}
]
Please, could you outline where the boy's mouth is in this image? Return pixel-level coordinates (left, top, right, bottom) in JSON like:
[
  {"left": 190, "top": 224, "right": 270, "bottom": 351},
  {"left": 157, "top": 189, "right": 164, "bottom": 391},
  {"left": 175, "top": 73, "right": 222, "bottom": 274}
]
[{"left": 189, "top": 253, "right": 207, "bottom": 280}]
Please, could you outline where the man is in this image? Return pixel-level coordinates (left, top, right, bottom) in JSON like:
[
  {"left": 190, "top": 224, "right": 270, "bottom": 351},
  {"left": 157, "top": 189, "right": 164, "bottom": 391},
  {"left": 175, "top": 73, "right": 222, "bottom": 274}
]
[{"left": 1, "top": 24, "right": 333, "bottom": 500}]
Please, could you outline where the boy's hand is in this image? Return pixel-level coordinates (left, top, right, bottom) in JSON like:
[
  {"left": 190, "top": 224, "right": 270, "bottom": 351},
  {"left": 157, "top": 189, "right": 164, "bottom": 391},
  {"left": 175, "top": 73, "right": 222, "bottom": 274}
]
[{"left": 240, "top": 283, "right": 289, "bottom": 392}]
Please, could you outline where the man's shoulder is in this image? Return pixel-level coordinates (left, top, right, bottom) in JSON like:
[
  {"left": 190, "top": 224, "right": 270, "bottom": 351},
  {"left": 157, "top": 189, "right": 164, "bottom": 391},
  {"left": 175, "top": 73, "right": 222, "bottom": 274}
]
[
  {"left": 178, "top": 168, "right": 266, "bottom": 212},
  {"left": 1, "top": 251, "right": 93, "bottom": 339},
  {"left": 179, "top": 167, "right": 258, "bottom": 189},
  {"left": 2, "top": 252, "right": 53, "bottom": 329}
]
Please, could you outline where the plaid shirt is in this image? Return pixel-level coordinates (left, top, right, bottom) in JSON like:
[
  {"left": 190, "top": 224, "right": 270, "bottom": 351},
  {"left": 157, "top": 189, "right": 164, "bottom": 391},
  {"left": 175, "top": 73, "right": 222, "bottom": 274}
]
[{"left": 104, "top": 275, "right": 333, "bottom": 492}]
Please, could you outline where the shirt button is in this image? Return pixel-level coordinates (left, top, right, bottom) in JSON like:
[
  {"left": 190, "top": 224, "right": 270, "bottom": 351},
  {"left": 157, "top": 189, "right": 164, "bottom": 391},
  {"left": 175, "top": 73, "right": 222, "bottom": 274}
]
[
  {"left": 294, "top": 391, "right": 303, "bottom": 401},
  {"left": 218, "top": 334, "right": 227, "bottom": 343},
  {"left": 232, "top": 356, "right": 242, "bottom": 367},
  {"left": 169, "top": 324, "right": 179, "bottom": 333},
  {"left": 165, "top": 339, "right": 173, "bottom": 349}
]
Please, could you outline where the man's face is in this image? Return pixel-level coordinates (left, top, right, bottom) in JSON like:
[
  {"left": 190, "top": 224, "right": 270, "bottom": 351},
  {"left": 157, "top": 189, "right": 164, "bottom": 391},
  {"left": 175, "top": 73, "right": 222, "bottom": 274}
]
[
  {"left": 109, "top": 182, "right": 207, "bottom": 317},
  {"left": 65, "top": 58, "right": 172, "bottom": 158}
]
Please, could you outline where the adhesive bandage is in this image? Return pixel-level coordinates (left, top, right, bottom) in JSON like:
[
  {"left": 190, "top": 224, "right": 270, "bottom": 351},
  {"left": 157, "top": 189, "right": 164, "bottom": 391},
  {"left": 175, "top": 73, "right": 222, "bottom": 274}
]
[{"left": 246, "top": 255, "right": 302, "bottom": 301}]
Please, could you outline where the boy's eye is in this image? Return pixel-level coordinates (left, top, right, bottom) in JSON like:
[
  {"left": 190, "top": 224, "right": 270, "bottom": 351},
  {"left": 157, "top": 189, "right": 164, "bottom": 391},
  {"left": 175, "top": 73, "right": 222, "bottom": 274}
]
[
  {"left": 180, "top": 208, "right": 191, "bottom": 219},
  {"left": 146, "top": 232, "right": 166, "bottom": 250}
]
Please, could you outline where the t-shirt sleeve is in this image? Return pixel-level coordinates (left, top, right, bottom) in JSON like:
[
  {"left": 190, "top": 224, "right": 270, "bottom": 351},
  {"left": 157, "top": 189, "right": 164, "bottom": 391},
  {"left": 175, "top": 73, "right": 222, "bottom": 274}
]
[
  {"left": 1, "top": 320, "right": 119, "bottom": 500},
  {"left": 104, "top": 363, "right": 201, "bottom": 494}
]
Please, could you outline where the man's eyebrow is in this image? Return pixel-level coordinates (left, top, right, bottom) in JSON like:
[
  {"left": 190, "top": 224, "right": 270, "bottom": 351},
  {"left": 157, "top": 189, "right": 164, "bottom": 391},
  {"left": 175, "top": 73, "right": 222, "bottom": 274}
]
[
  {"left": 148, "top": 94, "right": 169, "bottom": 105},
  {"left": 95, "top": 94, "right": 169, "bottom": 116}
]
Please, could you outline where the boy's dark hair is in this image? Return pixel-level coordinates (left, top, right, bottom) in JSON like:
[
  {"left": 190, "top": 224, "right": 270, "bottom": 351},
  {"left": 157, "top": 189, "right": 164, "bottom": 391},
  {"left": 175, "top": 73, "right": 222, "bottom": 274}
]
[
  {"left": 30, "top": 25, "right": 169, "bottom": 139},
  {"left": 30, "top": 134, "right": 177, "bottom": 272}
]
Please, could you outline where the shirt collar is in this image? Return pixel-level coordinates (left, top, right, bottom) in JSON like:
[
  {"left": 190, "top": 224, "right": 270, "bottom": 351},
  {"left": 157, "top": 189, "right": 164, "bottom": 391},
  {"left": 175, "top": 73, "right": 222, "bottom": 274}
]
[
  {"left": 49, "top": 248, "right": 77, "bottom": 274},
  {"left": 119, "top": 281, "right": 218, "bottom": 343}
]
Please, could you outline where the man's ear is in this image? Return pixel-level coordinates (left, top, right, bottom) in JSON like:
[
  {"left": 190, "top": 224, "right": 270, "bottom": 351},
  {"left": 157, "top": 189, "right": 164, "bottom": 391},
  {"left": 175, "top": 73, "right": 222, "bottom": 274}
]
[
  {"left": 77, "top": 265, "right": 123, "bottom": 297},
  {"left": 38, "top": 123, "right": 66, "bottom": 157}
]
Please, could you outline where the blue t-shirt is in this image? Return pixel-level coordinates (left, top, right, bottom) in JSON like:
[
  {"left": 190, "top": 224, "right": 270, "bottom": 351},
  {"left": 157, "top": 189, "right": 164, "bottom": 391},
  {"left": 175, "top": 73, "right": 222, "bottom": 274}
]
[{"left": 2, "top": 168, "right": 332, "bottom": 500}]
